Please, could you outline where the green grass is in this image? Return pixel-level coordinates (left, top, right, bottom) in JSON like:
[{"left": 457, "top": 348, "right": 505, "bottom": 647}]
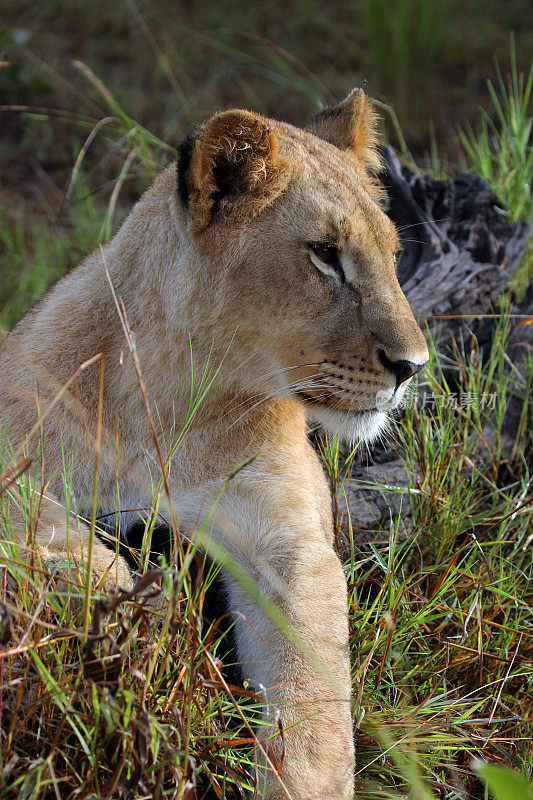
[
  {"left": 0, "top": 541, "right": 262, "bottom": 796},
  {"left": 1, "top": 315, "right": 531, "bottom": 798},
  {"left": 361, "top": 0, "right": 450, "bottom": 119},
  {"left": 457, "top": 44, "right": 533, "bottom": 294},
  {"left": 0, "top": 186, "right": 100, "bottom": 332},
  {"left": 343, "top": 314, "right": 533, "bottom": 797},
  {"left": 458, "top": 42, "right": 533, "bottom": 224}
]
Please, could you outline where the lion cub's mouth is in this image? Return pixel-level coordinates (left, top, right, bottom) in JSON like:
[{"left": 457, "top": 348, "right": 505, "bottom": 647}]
[
  {"left": 295, "top": 390, "right": 380, "bottom": 415},
  {"left": 294, "top": 391, "right": 388, "bottom": 443}
]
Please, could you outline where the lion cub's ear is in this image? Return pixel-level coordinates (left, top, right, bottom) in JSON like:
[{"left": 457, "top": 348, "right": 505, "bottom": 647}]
[
  {"left": 177, "top": 110, "right": 290, "bottom": 233},
  {"left": 305, "top": 88, "right": 381, "bottom": 176}
]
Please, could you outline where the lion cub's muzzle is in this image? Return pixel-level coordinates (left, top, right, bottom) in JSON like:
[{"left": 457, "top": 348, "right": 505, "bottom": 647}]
[{"left": 295, "top": 341, "right": 428, "bottom": 415}]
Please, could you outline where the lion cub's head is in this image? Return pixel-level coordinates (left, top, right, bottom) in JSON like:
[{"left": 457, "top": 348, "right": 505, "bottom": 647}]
[{"left": 177, "top": 89, "right": 429, "bottom": 442}]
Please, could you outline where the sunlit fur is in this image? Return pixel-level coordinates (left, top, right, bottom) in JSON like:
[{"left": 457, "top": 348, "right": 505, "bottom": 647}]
[
  {"left": 0, "top": 89, "right": 429, "bottom": 800},
  {"left": 310, "top": 405, "right": 387, "bottom": 445}
]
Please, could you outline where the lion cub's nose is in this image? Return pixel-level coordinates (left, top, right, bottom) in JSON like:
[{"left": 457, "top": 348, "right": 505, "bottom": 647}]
[{"left": 378, "top": 349, "right": 427, "bottom": 389}]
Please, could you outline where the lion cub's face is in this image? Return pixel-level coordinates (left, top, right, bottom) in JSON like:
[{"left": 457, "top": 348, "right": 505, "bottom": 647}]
[{"left": 179, "top": 90, "right": 429, "bottom": 442}]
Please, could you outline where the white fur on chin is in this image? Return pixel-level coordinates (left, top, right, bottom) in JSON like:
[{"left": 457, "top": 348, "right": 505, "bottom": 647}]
[{"left": 309, "top": 405, "right": 388, "bottom": 444}]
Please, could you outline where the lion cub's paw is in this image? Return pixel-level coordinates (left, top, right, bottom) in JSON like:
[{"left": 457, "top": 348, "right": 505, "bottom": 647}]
[
  {"left": 88, "top": 541, "right": 132, "bottom": 591},
  {"left": 42, "top": 541, "right": 132, "bottom": 593}
]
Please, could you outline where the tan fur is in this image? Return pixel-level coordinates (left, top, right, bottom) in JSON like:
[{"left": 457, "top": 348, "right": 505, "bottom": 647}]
[
  {"left": 0, "top": 90, "right": 428, "bottom": 799},
  {"left": 1, "top": 489, "right": 131, "bottom": 589}
]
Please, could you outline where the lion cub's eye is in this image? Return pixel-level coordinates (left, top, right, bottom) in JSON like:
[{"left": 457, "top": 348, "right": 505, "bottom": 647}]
[
  {"left": 312, "top": 243, "right": 338, "bottom": 264},
  {"left": 308, "top": 242, "right": 345, "bottom": 282}
]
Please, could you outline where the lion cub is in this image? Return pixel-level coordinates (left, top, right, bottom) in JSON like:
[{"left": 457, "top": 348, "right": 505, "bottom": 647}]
[{"left": 0, "top": 89, "right": 428, "bottom": 798}]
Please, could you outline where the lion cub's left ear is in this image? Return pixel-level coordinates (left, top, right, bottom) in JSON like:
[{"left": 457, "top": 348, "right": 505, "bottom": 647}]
[
  {"left": 178, "top": 110, "right": 290, "bottom": 233},
  {"left": 305, "top": 88, "right": 381, "bottom": 177}
]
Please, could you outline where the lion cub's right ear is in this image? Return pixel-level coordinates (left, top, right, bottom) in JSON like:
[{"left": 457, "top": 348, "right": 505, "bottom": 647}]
[{"left": 177, "top": 110, "right": 290, "bottom": 234}]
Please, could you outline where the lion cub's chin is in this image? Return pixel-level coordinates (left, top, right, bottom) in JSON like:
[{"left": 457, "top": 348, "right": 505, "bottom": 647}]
[{"left": 310, "top": 405, "right": 388, "bottom": 444}]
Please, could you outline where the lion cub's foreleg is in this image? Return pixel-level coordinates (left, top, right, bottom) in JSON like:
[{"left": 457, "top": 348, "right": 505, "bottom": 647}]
[
  {"left": 218, "top": 479, "right": 355, "bottom": 800},
  {"left": 0, "top": 487, "right": 130, "bottom": 589}
]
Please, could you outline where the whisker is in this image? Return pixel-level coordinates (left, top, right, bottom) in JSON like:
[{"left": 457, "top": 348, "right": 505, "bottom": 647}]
[
  {"left": 220, "top": 363, "right": 323, "bottom": 416},
  {"left": 222, "top": 371, "right": 331, "bottom": 422},
  {"left": 219, "top": 351, "right": 259, "bottom": 385},
  {"left": 395, "top": 217, "right": 453, "bottom": 234},
  {"left": 227, "top": 362, "right": 323, "bottom": 397},
  {"left": 224, "top": 375, "right": 337, "bottom": 430}
]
